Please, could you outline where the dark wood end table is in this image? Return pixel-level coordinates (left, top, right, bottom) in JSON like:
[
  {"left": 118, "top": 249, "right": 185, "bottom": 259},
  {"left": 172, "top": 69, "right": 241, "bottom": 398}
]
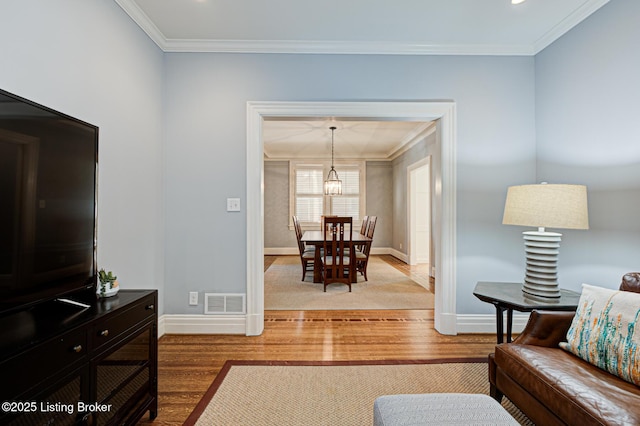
[{"left": 473, "top": 281, "right": 581, "bottom": 344}]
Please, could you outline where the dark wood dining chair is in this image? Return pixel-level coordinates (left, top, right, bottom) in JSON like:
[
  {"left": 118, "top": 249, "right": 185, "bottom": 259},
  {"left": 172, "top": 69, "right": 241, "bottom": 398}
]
[
  {"left": 359, "top": 216, "right": 369, "bottom": 235},
  {"left": 346, "top": 215, "right": 369, "bottom": 258},
  {"left": 321, "top": 216, "right": 353, "bottom": 292},
  {"left": 292, "top": 216, "right": 314, "bottom": 281},
  {"left": 356, "top": 216, "right": 377, "bottom": 281},
  {"left": 366, "top": 216, "right": 377, "bottom": 239}
]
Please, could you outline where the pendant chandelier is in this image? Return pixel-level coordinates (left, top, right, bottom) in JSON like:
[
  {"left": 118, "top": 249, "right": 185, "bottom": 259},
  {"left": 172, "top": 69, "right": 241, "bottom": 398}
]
[{"left": 323, "top": 126, "right": 342, "bottom": 196}]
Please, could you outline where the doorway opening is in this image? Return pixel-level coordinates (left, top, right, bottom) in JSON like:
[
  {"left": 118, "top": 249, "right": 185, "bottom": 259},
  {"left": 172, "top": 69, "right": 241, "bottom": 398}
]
[{"left": 246, "top": 101, "right": 457, "bottom": 336}]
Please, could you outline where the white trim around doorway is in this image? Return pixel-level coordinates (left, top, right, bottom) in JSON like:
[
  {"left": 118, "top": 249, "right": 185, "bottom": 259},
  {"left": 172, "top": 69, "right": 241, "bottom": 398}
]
[{"left": 246, "top": 101, "right": 457, "bottom": 336}]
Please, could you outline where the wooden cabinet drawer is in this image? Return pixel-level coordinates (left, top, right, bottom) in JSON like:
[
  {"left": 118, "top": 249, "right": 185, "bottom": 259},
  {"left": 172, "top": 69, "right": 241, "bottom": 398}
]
[
  {"left": 2, "top": 327, "right": 87, "bottom": 400},
  {"left": 92, "top": 294, "right": 156, "bottom": 353}
]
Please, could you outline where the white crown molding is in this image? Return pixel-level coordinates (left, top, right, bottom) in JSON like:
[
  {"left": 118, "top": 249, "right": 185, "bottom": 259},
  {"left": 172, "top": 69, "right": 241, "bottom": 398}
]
[
  {"left": 533, "top": 0, "right": 610, "bottom": 54},
  {"left": 114, "top": 0, "right": 166, "bottom": 48},
  {"left": 388, "top": 122, "right": 437, "bottom": 160},
  {"left": 162, "top": 39, "right": 535, "bottom": 56},
  {"left": 115, "top": 0, "right": 529, "bottom": 56},
  {"left": 117, "top": 0, "right": 607, "bottom": 56}
]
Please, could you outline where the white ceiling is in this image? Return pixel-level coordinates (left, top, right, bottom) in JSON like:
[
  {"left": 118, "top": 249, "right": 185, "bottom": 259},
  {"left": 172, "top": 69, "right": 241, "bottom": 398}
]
[
  {"left": 114, "top": 0, "right": 609, "bottom": 158},
  {"left": 116, "top": 0, "right": 609, "bottom": 55},
  {"left": 263, "top": 119, "right": 434, "bottom": 160}
]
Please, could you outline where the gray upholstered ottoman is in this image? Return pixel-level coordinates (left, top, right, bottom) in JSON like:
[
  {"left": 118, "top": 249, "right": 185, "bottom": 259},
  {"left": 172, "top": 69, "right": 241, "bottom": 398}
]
[{"left": 373, "top": 393, "right": 519, "bottom": 425}]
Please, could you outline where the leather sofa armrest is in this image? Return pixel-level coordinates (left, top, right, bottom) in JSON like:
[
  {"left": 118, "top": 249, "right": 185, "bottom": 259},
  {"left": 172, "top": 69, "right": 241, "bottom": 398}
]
[
  {"left": 511, "top": 310, "right": 575, "bottom": 347},
  {"left": 621, "top": 272, "right": 640, "bottom": 293}
]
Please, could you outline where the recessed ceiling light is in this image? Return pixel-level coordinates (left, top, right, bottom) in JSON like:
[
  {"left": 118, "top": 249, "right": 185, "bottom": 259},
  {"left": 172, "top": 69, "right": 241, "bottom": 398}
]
[{"left": 512, "top": 0, "right": 526, "bottom": 4}]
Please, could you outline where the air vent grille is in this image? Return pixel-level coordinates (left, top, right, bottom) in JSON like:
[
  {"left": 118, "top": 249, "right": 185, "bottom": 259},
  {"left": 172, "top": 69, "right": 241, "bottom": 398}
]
[{"left": 204, "top": 293, "right": 246, "bottom": 315}]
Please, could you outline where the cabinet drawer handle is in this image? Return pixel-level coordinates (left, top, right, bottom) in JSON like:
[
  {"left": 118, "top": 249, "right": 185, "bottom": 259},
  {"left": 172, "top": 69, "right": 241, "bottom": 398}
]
[
  {"left": 100, "top": 329, "right": 109, "bottom": 337},
  {"left": 146, "top": 304, "right": 155, "bottom": 311},
  {"left": 72, "top": 345, "right": 83, "bottom": 353}
]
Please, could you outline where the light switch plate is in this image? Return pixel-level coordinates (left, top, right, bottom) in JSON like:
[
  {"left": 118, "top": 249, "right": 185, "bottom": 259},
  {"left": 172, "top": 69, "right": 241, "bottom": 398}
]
[{"left": 226, "top": 198, "right": 241, "bottom": 212}]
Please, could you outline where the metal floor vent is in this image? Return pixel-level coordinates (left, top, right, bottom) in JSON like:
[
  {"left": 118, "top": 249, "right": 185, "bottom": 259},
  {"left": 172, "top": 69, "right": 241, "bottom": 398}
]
[{"left": 204, "top": 293, "right": 246, "bottom": 315}]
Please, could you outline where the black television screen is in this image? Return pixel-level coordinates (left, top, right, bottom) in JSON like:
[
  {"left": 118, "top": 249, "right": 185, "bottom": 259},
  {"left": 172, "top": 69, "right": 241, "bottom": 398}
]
[{"left": 0, "top": 89, "right": 98, "bottom": 315}]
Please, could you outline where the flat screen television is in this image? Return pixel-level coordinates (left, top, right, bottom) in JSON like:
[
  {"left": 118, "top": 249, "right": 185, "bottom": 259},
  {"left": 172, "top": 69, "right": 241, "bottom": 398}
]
[{"left": 0, "top": 89, "right": 98, "bottom": 316}]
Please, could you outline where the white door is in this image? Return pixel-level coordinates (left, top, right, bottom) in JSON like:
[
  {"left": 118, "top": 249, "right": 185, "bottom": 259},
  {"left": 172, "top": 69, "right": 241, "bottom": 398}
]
[{"left": 409, "top": 158, "right": 431, "bottom": 267}]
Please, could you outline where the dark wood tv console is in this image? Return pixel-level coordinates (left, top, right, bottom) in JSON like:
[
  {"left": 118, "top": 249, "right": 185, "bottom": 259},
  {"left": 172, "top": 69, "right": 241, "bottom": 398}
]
[{"left": 0, "top": 290, "right": 158, "bottom": 426}]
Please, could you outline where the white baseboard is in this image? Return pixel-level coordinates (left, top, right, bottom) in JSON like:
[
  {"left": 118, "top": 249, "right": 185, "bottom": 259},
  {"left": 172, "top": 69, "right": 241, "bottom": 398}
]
[
  {"left": 387, "top": 248, "right": 408, "bottom": 262},
  {"left": 245, "top": 313, "right": 265, "bottom": 336},
  {"left": 265, "top": 247, "right": 298, "bottom": 255},
  {"left": 161, "top": 314, "right": 246, "bottom": 335},
  {"left": 158, "top": 313, "right": 531, "bottom": 337},
  {"left": 435, "top": 312, "right": 457, "bottom": 335},
  {"left": 456, "top": 313, "right": 530, "bottom": 334},
  {"left": 163, "top": 252, "right": 522, "bottom": 338},
  {"left": 157, "top": 315, "right": 166, "bottom": 338}
]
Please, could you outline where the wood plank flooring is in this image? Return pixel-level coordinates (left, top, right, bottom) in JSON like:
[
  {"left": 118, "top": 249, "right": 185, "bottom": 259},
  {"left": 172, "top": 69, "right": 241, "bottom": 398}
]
[{"left": 138, "top": 257, "right": 496, "bottom": 425}]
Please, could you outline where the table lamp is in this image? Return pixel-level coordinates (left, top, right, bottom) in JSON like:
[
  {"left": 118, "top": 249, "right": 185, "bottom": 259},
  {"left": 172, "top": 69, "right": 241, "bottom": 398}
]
[{"left": 502, "top": 183, "right": 589, "bottom": 298}]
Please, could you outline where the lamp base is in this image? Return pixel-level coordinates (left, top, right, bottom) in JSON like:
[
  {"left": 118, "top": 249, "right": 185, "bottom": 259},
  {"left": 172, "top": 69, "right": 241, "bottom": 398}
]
[{"left": 521, "top": 231, "right": 562, "bottom": 298}]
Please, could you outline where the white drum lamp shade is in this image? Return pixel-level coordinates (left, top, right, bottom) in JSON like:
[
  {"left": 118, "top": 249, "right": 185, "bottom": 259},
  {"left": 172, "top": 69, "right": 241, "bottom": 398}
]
[{"left": 503, "top": 184, "right": 589, "bottom": 298}]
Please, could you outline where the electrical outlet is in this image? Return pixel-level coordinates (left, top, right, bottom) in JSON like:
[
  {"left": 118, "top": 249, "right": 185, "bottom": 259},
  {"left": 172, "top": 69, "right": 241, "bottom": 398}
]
[
  {"left": 399, "top": 243, "right": 403, "bottom": 249},
  {"left": 189, "top": 292, "right": 198, "bottom": 306}
]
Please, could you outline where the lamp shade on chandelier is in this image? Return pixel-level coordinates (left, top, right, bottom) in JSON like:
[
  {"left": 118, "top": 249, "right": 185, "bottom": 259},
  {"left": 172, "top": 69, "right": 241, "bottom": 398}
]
[{"left": 324, "top": 126, "right": 342, "bottom": 196}]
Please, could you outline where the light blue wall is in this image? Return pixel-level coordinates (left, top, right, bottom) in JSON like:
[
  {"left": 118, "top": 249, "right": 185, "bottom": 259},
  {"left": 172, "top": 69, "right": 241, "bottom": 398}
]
[
  {"left": 535, "top": 0, "right": 640, "bottom": 291},
  {"left": 8, "top": 1, "right": 634, "bottom": 320},
  {"left": 0, "top": 1, "right": 166, "bottom": 311},
  {"left": 162, "top": 53, "right": 536, "bottom": 314}
]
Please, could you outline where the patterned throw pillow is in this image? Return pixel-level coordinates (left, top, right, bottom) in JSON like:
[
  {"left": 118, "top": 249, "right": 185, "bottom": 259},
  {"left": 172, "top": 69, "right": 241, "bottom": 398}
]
[{"left": 560, "top": 284, "right": 640, "bottom": 386}]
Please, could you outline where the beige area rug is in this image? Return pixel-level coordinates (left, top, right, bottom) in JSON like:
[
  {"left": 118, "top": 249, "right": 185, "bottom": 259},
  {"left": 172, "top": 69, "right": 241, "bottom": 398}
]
[
  {"left": 184, "top": 359, "right": 533, "bottom": 426},
  {"left": 265, "top": 256, "right": 434, "bottom": 310}
]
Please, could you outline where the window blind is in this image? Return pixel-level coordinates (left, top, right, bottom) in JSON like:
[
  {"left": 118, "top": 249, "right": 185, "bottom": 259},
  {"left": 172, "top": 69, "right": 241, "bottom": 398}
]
[
  {"left": 331, "top": 168, "right": 360, "bottom": 220},
  {"left": 295, "top": 168, "right": 323, "bottom": 223},
  {"left": 291, "top": 162, "right": 363, "bottom": 225}
]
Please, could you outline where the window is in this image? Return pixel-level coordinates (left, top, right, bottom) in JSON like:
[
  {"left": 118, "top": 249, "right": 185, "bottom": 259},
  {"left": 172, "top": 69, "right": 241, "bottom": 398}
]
[
  {"left": 290, "top": 161, "right": 365, "bottom": 228},
  {"left": 294, "top": 166, "right": 324, "bottom": 224},
  {"left": 328, "top": 167, "right": 360, "bottom": 218}
]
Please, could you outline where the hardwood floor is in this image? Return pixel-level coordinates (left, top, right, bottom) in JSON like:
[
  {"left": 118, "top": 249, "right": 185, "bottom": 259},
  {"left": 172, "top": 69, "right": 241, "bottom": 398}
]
[
  {"left": 139, "top": 257, "right": 496, "bottom": 425},
  {"left": 378, "top": 254, "right": 433, "bottom": 292}
]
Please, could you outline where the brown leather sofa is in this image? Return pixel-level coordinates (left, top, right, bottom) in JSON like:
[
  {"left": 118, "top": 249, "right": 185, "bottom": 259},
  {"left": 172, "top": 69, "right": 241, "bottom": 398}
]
[{"left": 489, "top": 273, "right": 640, "bottom": 426}]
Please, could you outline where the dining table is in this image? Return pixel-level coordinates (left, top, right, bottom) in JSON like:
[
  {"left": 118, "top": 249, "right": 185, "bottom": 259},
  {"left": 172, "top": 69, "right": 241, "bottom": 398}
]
[{"left": 300, "top": 230, "right": 372, "bottom": 284}]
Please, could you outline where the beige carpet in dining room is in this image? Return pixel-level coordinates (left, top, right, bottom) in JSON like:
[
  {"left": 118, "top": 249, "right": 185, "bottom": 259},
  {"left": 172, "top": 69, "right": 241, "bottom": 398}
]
[
  {"left": 264, "top": 256, "right": 434, "bottom": 310},
  {"left": 184, "top": 360, "right": 533, "bottom": 426}
]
